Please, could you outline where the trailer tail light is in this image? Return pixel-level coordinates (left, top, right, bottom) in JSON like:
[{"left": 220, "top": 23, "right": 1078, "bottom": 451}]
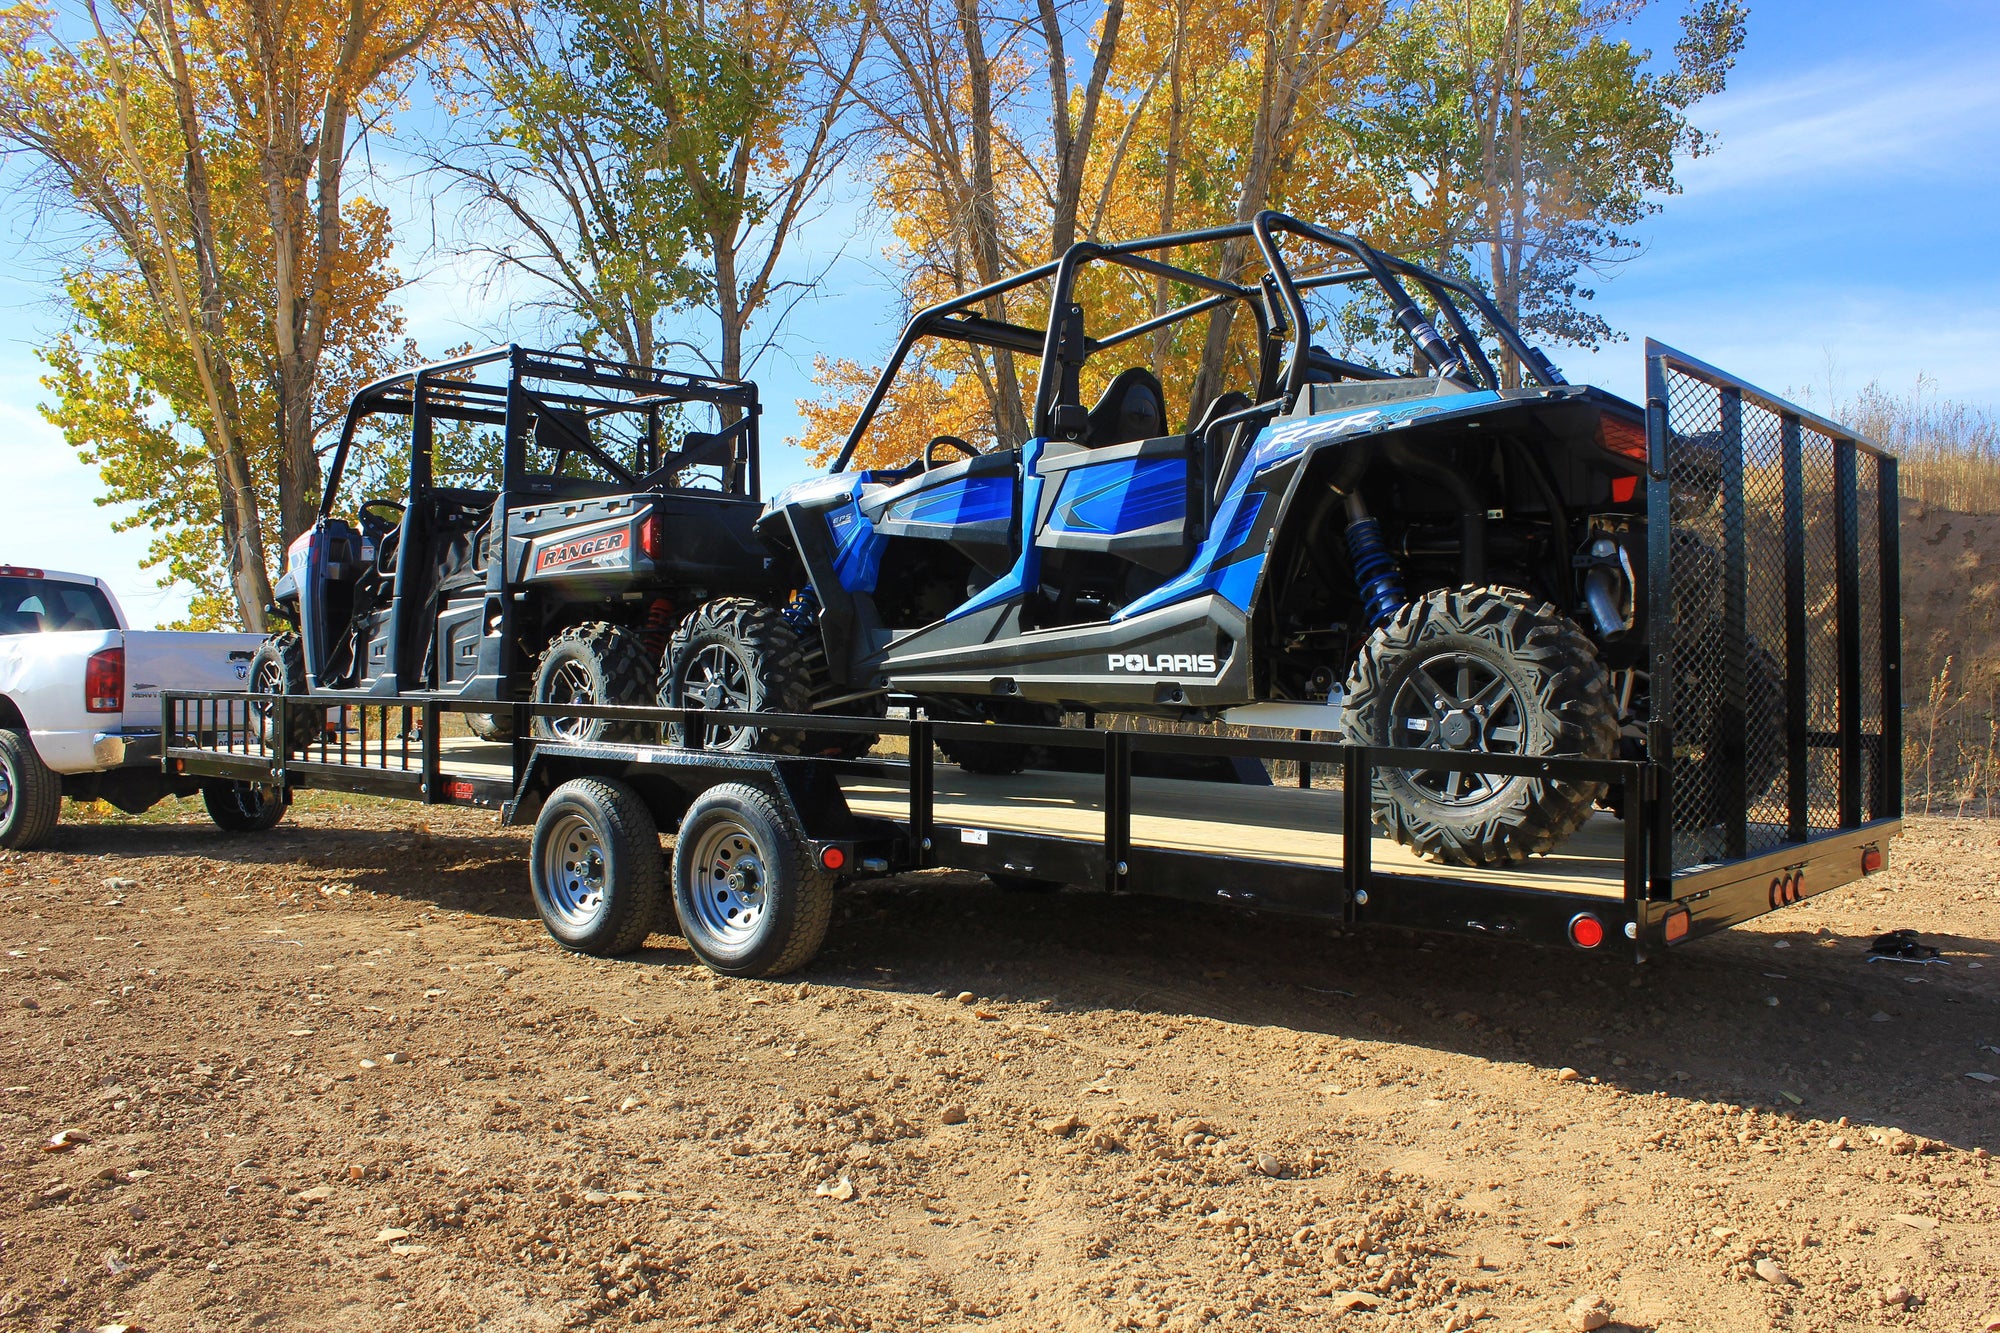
[
  {"left": 0, "top": 565, "right": 44, "bottom": 578},
  {"left": 638, "top": 512, "right": 663, "bottom": 560},
  {"left": 1597, "top": 414, "right": 1649, "bottom": 466},
  {"left": 85, "top": 646, "right": 125, "bottom": 713},
  {"left": 1663, "top": 907, "right": 1691, "bottom": 943},
  {"left": 1567, "top": 912, "right": 1605, "bottom": 950},
  {"left": 1861, "top": 846, "right": 1884, "bottom": 875},
  {"left": 819, "top": 845, "right": 846, "bottom": 871}
]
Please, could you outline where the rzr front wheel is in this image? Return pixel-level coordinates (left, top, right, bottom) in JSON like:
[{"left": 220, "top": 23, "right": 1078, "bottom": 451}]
[{"left": 1343, "top": 586, "right": 1617, "bottom": 867}]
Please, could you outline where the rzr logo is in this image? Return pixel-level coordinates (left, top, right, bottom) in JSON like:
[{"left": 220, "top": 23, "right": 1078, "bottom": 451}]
[
  {"left": 536, "top": 531, "right": 628, "bottom": 572},
  {"left": 1107, "top": 653, "right": 1216, "bottom": 674}
]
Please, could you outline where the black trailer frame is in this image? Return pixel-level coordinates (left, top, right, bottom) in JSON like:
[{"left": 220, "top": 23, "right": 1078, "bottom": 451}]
[{"left": 161, "top": 684, "right": 1896, "bottom": 969}]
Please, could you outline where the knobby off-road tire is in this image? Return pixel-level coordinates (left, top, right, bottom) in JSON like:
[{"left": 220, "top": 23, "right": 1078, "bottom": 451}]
[
  {"left": 935, "top": 702, "right": 1063, "bottom": 776},
  {"left": 658, "top": 599, "right": 811, "bottom": 754},
  {"left": 671, "top": 783, "right": 834, "bottom": 977},
  {"left": 202, "top": 780, "right": 289, "bottom": 833},
  {"left": 0, "top": 727, "right": 62, "bottom": 850},
  {"left": 531, "top": 623, "right": 654, "bottom": 744},
  {"left": 248, "top": 633, "right": 321, "bottom": 755},
  {"left": 529, "top": 778, "right": 663, "bottom": 955},
  {"left": 1665, "top": 627, "right": 1786, "bottom": 831},
  {"left": 1344, "top": 585, "right": 1619, "bottom": 868},
  {"left": 465, "top": 710, "right": 515, "bottom": 743}
]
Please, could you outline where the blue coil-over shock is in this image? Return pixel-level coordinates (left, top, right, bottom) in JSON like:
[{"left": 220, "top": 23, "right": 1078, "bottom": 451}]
[{"left": 1341, "top": 492, "right": 1406, "bottom": 629}]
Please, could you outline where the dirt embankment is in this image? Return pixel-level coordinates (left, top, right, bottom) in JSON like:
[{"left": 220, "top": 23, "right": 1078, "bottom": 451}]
[{"left": 1, "top": 799, "right": 1997, "bottom": 1332}]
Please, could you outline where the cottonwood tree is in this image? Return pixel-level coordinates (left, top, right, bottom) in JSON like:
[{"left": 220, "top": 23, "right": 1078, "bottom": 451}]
[{"left": 0, "top": 0, "right": 457, "bottom": 626}]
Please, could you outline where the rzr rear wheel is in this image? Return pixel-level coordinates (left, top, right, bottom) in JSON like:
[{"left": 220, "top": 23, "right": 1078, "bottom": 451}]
[
  {"left": 247, "top": 634, "right": 321, "bottom": 754},
  {"left": 1343, "top": 586, "right": 1618, "bottom": 867}
]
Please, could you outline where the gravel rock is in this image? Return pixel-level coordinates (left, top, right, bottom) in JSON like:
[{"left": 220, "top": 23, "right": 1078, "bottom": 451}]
[
  {"left": 1881, "top": 1283, "right": 1912, "bottom": 1308},
  {"left": 1556, "top": 1067, "right": 1581, "bottom": 1082},
  {"left": 938, "top": 1102, "right": 968, "bottom": 1126},
  {"left": 1254, "top": 1152, "right": 1283, "bottom": 1177},
  {"left": 1568, "top": 1295, "right": 1611, "bottom": 1331},
  {"left": 1754, "top": 1257, "right": 1793, "bottom": 1285}
]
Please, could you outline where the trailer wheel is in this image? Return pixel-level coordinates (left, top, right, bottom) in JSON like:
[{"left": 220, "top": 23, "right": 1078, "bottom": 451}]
[
  {"left": 671, "top": 783, "right": 833, "bottom": 977},
  {"left": 531, "top": 623, "right": 653, "bottom": 744},
  {"left": 247, "top": 634, "right": 321, "bottom": 754},
  {"left": 1344, "top": 585, "right": 1618, "bottom": 867},
  {"left": 658, "top": 599, "right": 810, "bottom": 754},
  {"left": 202, "top": 780, "right": 289, "bottom": 833},
  {"left": 529, "top": 778, "right": 662, "bottom": 955},
  {"left": 0, "top": 727, "right": 62, "bottom": 850}
]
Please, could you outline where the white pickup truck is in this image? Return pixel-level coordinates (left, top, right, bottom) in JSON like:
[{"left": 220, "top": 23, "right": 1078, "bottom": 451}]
[{"left": 0, "top": 564, "right": 286, "bottom": 848}]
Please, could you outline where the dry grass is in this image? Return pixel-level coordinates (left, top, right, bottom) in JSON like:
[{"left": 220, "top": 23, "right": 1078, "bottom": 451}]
[{"left": 1839, "top": 377, "right": 2000, "bottom": 515}]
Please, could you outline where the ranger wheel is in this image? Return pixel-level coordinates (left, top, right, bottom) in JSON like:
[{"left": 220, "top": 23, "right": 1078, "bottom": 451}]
[
  {"left": 247, "top": 633, "right": 321, "bottom": 754},
  {"left": 1343, "top": 585, "right": 1618, "bottom": 867},
  {"left": 658, "top": 599, "right": 810, "bottom": 754},
  {"left": 531, "top": 623, "right": 654, "bottom": 744},
  {"left": 671, "top": 783, "right": 833, "bottom": 977},
  {"left": 465, "top": 710, "right": 515, "bottom": 743},
  {"left": 202, "top": 780, "right": 289, "bottom": 833},
  {"left": 0, "top": 727, "right": 62, "bottom": 850},
  {"left": 529, "top": 778, "right": 663, "bottom": 954}
]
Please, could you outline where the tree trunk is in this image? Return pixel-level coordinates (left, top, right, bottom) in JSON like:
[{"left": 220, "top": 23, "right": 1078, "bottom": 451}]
[{"left": 955, "top": 0, "right": 1030, "bottom": 445}]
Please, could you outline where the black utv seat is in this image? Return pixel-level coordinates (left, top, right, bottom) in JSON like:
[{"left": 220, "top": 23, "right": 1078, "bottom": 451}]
[{"left": 1085, "top": 367, "right": 1165, "bottom": 446}]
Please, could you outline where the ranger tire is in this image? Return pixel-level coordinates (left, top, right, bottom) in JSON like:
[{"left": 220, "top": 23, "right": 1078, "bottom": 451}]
[
  {"left": 658, "top": 599, "right": 810, "bottom": 754},
  {"left": 529, "top": 778, "right": 663, "bottom": 955},
  {"left": 203, "top": 780, "right": 289, "bottom": 833},
  {"left": 248, "top": 633, "right": 322, "bottom": 754},
  {"left": 0, "top": 727, "right": 62, "bottom": 850},
  {"left": 672, "top": 783, "right": 834, "bottom": 977},
  {"left": 1343, "top": 585, "right": 1618, "bottom": 867},
  {"left": 465, "top": 710, "right": 515, "bottom": 743},
  {"left": 531, "top": 623, "right": 653, "bottom": 744}
]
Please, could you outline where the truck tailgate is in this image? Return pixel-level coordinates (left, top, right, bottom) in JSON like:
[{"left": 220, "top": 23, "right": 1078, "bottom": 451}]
[{"left": 123, "top": 632, "right": 264, "bottom": 732}]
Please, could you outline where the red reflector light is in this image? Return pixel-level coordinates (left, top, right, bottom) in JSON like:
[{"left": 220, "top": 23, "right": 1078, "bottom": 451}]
[
  {"left": 1568, "top": 913, "right": 1605, "bottom": 950},
  {"left": 0, "top": 565, "right": 44, "bottom": 578},
  {"left": 1597, "top": 414, "right": 1649, "bottom": 465},
  {"left": 1861, "top": 847, "right": 1884, "bottom": 875},
  {"left": 1663, "top": 907, "right": 1691, "bottom": 943},
  {"left": 1610, "top": 475, "right": 1638, "bottom": 504},
  {"left": 638, "top": 514, "right": 662, "bottom": 559},
  {"left": 85, "top": 646, "right": 124, "bottom": 713},
  {"left": 819, "top": 846, "right": 846, "bottom": 871}
]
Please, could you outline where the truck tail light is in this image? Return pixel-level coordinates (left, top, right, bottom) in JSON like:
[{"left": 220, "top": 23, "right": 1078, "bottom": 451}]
[
  {"left": 0, "top": 565, "right": 44, "bottom": 578},
  {"left": 85, "top": 646, "right": 125, "bottom": 713}
]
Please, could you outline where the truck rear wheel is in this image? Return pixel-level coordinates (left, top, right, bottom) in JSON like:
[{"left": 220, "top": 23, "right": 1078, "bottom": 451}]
[
  {"left": 658, "top": 599, "right": 810, "bottom": 754},
  {"left": 531, "top": 623, "right": 653, "bottom": 744},
  {"left": 248, "top": 634, "right": 321, "bottom": 754},
  {"left": 671, "top": 783, "right": 833, "bottom": 977},
  {"left": 1344, "top": 585, "right": 1618, "bottom": 867},
  {"left": 529, "top": 778, "right": 663, "bottom": 955},
  {"left": 0, "top": 727, "right": 62, "bottom": 850},
  {"left": 202, "top": 780, "right": 289, "bottom": 833}
]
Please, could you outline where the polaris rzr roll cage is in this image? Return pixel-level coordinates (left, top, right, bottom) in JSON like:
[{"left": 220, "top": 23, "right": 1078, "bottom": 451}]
[{"left": 828, "top": 211, "right": 1563, "bottom": 474}]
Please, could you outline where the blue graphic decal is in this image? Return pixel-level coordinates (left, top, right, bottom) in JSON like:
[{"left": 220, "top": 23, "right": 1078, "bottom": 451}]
[
  {"left": 946, "top": 438, "right": 1049, "bottom": 621},
  {"left": 883, "top": 473, "right": 1014, "bottom": 527},
  {"left": 1046, "top": 456, "right": 1187, "bottom": 535}
]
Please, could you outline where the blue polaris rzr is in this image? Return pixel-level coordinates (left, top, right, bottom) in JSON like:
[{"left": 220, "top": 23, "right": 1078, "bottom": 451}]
[{"left": 682, "top": 213, "right": 1753, "bottom": 866}]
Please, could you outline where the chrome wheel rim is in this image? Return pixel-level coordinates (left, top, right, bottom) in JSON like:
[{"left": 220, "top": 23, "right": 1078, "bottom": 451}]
[
  {"left": 0, "top": 760, "right": 13, "bottom": 826},
  {"left": 686, "top": 817, "right": 767, "bottom": 947},
  {"left": 539, "top": 813, "right": 606, "bottom": 925},
  {"left": 250, "top": 658, "right": 287, "bottom": 747},
  {"left": 544, "top": 659, "right": 598, "bottom": 742},
  {"left": 1388, "top": 651, "right": 1527, "bottom": 806},
  {"left": 677, "top": 644, "right": 752, "bottom": 749}
]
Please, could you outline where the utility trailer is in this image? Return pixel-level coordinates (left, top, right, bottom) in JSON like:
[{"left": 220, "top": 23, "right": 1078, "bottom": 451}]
[{"left": 157, "top": 346, "right": 1902, "bottom": 976}]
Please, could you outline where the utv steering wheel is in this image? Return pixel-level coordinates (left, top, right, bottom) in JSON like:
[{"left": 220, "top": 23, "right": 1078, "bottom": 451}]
[
  {"left": 358, "top": 498, "right": 405, "bottom": 531},
  {"left": 924, "top": 436, "right": 978, "bottom": 469}
]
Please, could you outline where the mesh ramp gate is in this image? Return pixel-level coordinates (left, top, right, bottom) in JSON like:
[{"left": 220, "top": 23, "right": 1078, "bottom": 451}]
[{"left": 1646, "top": 340, "right": 1900, "bottom": 873}]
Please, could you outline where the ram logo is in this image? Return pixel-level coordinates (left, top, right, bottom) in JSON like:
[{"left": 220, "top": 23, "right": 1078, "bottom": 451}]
[{"left": 1107, "top": 653, "right": 1217, "bottom": 674}]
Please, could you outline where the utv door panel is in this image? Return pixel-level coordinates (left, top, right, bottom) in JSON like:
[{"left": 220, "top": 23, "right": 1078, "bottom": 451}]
[
  {"left": 1032, "top": 437, "right": 1199, "bottom": 572},
  {"left": 859, "top": 451, "right": 1019, "bottom": 572},
  {"left": 435, "top": 598, "right": 486, "bottom": 686}
]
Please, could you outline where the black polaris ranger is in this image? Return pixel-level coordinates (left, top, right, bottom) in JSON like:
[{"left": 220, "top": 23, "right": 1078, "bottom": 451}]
[{"left": 253, "top": 346, "right": 781, "bottom": 746}]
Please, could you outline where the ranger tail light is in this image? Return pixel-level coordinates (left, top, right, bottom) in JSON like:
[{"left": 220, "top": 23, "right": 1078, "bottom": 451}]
[
  {"left": 1597, "top": 414, "right": 1649, "bottom": 466},
  {"left": 85, "top": 646, "right": 125, "bottom": 713},
  {"left": 639, "top": 512, "right": 663, "bottom": 560}
]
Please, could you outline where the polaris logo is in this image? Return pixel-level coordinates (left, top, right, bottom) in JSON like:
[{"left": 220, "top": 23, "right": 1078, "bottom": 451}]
[{"left": 1107, "top": 653, "right": 1216, "bottom": 674}]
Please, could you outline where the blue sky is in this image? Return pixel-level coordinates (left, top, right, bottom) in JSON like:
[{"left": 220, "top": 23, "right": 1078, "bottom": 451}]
[{"left": 4, "top": 0, "right": 1997, "bottom": 627}]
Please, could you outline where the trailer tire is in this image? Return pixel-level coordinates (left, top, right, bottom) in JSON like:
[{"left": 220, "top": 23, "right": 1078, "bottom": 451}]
[
  {"left": 202, "top": 780, "right": 289, "bottom": 833},
  {"left": 248, "top": 634, "right": 321, "bottom": 754},
  {"left": 1344, "top": 585, "right": 1618, "bottom": 867},
  {"left": 529, "top": 778, "right": 663, "bottom": 955},
  {"left": 531, "top": 623, "right": 653, "bottom": 744},
  {"left": 0, "top": 727, "right": 62, "bottom": 850},
  {"left": 658, "top": 599, "right": 811, "bottom": 754},
  {"left": 671, "top": 783, "right": 833, "bottom": 977}
]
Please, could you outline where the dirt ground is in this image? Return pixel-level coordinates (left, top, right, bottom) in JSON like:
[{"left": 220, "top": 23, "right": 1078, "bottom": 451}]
[{"left": 2, "top": 797, "right": 1996, "bottom": 1333}]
